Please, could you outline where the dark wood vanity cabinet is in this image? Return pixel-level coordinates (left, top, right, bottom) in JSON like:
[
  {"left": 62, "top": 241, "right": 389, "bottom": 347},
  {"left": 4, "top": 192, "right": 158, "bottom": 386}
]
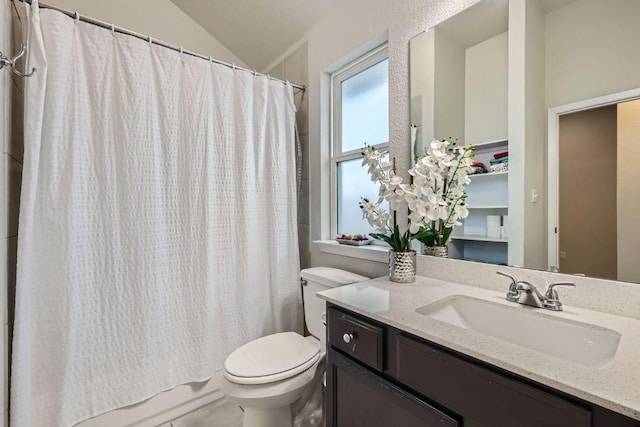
[
  {"left": 325, "top": 303, "right": 639, "bottom": 427},
  {"left": 327, "top": 349, "right": 459, "bottom": 427},
  {"left": 326, "top": 308, "right": 458, "bottom": 427}
]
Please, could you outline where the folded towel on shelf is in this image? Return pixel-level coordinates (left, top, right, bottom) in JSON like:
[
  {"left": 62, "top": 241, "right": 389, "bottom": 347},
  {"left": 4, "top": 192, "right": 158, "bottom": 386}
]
[
  {"left": 490, "top": 162, "right": 509, "bottom": 172},
  {"left": 493, "top": 151, "right": 509, "bottom": 159},
  {"left": 469, "top": 161, "right": 487, "bottom": 175},
  {"left": 490, "top": 156, "right": 509, "bottom": 165}
]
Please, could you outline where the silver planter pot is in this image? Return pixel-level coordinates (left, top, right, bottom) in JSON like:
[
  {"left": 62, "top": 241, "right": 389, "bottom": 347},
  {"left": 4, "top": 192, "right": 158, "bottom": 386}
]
[
  {"left": 389, "top": 250, "right": 416, "bottom": 283},
  {"left": 423, "top": 245, "right": 449, "bottom": 258}
]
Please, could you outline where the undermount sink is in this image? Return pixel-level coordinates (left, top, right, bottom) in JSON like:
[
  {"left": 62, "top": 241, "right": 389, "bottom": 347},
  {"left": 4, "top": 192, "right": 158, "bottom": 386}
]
[{"left": 416, "top": 295, "right": 621, "bottom": 368}]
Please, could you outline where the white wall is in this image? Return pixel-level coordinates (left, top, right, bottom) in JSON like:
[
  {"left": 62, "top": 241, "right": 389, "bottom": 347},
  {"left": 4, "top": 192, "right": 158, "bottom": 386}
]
[
  {"left": 299, "top": 0, "right": 479, "bottom": 271},
  {"left": 43, "top": 0, "right": 246, "bottom": 67}
]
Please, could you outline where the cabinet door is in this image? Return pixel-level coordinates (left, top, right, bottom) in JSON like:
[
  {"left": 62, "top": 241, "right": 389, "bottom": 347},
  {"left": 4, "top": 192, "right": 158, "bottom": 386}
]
[
  {"left": 393, "top": 333, "right": 591, "bottom": 427},
  {"left": 326, "top": 349, "right": 458, "bottom": 427}
]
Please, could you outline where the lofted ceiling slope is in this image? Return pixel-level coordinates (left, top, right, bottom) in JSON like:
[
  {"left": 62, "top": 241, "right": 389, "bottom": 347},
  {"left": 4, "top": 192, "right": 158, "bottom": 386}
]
[{"left": 170, "top": 0, "right": 341, "bottom": 71}]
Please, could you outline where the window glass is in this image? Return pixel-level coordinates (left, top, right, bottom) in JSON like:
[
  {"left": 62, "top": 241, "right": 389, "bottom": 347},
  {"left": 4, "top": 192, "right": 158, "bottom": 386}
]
[
  {"left": 340, "top": 59, "right": 389, "bottom": 152},
  {"left": 331, "top": 45, "right": 388, "bottom": 239},
  {"left": 337, "top": 156, "right": 387, "bottom": 235}
]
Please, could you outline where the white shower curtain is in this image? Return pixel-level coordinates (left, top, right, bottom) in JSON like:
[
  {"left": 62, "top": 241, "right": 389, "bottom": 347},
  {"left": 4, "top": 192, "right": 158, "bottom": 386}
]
[{"left": 11, "top": 2, "right": 301, "bottom": 426}]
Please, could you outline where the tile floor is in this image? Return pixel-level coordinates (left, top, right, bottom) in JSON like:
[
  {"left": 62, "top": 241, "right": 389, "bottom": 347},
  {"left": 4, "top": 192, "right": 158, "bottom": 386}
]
[
  {"left": 162, "top": 396, "right": 325, "bottom": 427},
  {"left": 161, "top": 399, "right": 243, "bottom": 427}
]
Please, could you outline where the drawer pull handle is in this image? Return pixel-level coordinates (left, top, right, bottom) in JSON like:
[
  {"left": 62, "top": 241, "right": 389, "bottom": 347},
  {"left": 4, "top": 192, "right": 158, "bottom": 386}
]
[{"left": 343, "top": 333, "right": 355, "bottom": 344}]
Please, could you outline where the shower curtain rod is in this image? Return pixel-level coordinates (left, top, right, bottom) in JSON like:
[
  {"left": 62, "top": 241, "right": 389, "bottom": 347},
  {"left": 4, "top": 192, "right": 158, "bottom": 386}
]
[{"left": 14, "top": 0, "right": 307, "bottom": 91}]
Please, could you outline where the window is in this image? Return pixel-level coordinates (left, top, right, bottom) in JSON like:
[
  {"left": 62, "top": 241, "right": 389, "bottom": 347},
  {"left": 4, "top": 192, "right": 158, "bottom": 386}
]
[{"left": 331, "top": 45, "right": 389, "bottom": 237}]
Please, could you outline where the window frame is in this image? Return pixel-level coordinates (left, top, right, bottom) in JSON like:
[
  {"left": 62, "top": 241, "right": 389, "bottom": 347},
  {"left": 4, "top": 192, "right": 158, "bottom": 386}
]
[{"left": 330, "top": 44, "right": 389, "bottom": 238}]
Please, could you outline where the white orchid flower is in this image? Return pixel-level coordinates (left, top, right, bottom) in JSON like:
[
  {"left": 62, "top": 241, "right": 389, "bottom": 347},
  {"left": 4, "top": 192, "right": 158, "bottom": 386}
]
[
  {"left": 360, "top": 138, "right": 474, "bottom": 249},
  {"left": 454, "top": 203, "right": 469, "bottom": 219}
]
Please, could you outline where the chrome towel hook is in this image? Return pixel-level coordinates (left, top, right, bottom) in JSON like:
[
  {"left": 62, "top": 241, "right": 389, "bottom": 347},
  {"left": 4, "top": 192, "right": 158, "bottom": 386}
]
[{"left": 0, "top": 43, "right": 36, "bottom": 78}]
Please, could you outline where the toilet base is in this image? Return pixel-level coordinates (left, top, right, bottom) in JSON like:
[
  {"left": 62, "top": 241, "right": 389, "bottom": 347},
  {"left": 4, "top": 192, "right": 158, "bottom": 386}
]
[{"left": 243, "top": 405, "right": 292, "bottom": 427}]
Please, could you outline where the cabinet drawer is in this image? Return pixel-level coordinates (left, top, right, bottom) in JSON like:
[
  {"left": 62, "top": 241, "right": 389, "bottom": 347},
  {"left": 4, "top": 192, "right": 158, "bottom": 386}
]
[
  {"left": 328, "top": 307, "right": 383, "bottom": 371},
  {"left": 394, "top": 333, "right": 591, "bottom": 427}
]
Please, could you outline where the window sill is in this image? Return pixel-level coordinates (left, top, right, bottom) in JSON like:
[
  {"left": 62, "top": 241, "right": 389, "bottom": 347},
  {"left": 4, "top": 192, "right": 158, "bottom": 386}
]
[{"left": 314, "top": 240, "right": 389, "bottom": 263}]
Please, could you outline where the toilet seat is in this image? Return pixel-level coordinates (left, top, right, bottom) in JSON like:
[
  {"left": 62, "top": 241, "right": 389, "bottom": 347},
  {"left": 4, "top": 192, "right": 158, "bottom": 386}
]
[{"left": 224, "top": 332, "right": 321, "bottom": 385}]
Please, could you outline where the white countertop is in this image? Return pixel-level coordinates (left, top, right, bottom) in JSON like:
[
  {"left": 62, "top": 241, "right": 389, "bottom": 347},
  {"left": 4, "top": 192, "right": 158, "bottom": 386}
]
[{"left": 317, "top": 275, "right": 640, "bottom": 421}]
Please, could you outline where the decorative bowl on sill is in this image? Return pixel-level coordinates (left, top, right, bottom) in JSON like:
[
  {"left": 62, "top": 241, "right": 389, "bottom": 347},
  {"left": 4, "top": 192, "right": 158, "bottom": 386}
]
[{"left": 335, "top": 235, "right": 373, "bottom": 246}]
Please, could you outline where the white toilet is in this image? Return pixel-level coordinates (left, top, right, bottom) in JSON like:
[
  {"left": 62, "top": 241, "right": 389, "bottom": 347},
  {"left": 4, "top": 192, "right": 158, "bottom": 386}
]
[{"left": 218, "top": 267, "right": 369, "bottom": 427}]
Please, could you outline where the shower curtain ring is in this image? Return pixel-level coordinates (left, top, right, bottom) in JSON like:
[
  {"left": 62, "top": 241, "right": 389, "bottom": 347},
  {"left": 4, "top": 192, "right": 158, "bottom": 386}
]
[
  {"left": 252, "top": 69, "right": 257, "bottom": 76},
  {"left": 147, "top": 35, "right": 152, "bottom": 44},
  {"left": 232, "top": 63, "right": 236, "bottom": 70},
  {"left": 110, "top": 24, "right": 115, "bottom": 35},
  {"left": 209, "top": 55, "right": 213, "bottom": 63},
  {"left": 74, "top": 11, "right": 80, "bottom": 23}
]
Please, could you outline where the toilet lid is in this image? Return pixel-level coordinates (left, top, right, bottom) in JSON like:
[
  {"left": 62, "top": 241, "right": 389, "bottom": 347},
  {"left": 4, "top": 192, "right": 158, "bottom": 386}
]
[{"left": 224, "top": 332, "right": 320, "bottom": 385}]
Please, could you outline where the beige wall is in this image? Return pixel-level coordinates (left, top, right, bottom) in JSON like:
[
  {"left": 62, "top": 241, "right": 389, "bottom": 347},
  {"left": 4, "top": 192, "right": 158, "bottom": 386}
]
[
  {"left": 465, "top": 31, "right": 508, "bottom": 145},
  {"left": 617, "top": 99, "right": 640, "bottom": 283},
  {"left": 43, "top": 0, "right": 246, "bottom": 67},
  {"left": 508, "top": 0, "right": 546, "bottom": 270},
  {"left": 434, "top": 29, "right": 466, "bottom": 143},
  {"left": 409, "top": 30, "right": 435, "bottom": 158},
  {"left": 409, "top": 27, "right": 466, "bottom": 159},
  {"left": 558, "top": 105, "right": 617, "bottom": 279},
  {"left": 545, "top": 0, "right": 640, "bottom": 109},
  {"left": 521, "top": 0, "right": 546, "bottom": 270}
]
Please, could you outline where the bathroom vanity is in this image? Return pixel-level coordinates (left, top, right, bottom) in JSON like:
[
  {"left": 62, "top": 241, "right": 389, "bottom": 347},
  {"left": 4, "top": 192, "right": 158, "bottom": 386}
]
[{"left": 319, "top": 277, "right": 640, "bottom": 426}]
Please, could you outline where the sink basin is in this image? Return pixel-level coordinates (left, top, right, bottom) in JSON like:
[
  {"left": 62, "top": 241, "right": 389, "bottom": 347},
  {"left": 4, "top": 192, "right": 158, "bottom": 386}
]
[{"left": 416, "top": 295, "right": 621, "bottom": 368}]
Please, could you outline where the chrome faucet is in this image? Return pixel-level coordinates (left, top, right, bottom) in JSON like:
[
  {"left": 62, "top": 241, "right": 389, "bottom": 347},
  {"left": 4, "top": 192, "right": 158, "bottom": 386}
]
[
  {"left": 497, "top": 271, "right": 575, "bottom": 311},
  {"left": 496, "top": 271, "right": 521, "bottom": 302}
]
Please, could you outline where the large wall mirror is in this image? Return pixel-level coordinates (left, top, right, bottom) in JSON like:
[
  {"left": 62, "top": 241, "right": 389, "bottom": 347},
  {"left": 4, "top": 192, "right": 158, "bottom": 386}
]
[{"left": 410, "top": 0, "right": 640, "bottom": 284}]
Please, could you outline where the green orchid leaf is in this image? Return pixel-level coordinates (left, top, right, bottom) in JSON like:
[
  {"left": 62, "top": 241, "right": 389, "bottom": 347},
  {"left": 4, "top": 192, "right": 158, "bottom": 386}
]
[
  {"left": 442, "top": 227, "right": 453, "bottom": 245},
  {"left": 404, "top": 230, "right": 412, "bottom": 251},
  {"left": 369, "top": 233, "right": 393, "bottom": 246},
  {"left": 416, "top": 230, "right": 438, "bottom": 247},
  {"left": 412, "top": 226, "right": 433, "bottom": 241}
]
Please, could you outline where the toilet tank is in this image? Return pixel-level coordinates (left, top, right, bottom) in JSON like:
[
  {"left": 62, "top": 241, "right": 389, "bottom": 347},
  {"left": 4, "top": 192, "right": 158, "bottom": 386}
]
[{"left": 300, "top": 267, "right": 369, "bottom": 342}]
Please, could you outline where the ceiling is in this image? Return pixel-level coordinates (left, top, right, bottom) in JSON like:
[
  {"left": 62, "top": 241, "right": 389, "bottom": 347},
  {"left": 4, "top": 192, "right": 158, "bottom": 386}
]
[{"left": 170, "top": 0, "right": 341, "bottom": 71}]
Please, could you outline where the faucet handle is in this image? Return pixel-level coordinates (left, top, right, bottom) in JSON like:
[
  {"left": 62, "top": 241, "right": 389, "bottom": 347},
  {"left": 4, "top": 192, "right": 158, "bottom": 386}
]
[
  {"left": 545, "top": 282, "right": 576, "bottom": 299},
  {"left": 496, "top": 271, "right": 517, "bottom": 283},
  {"left": 497, "top": 271, "right": 520, "bottom": 301},
  {"left": 544, "top": 282, "right": 575, "bottom": 311}
]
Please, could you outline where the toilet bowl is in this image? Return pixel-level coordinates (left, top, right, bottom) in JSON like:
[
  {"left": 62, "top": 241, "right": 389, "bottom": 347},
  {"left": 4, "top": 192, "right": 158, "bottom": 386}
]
[{"left": 218, "top": 267, "right": 368, "bottom": 427}]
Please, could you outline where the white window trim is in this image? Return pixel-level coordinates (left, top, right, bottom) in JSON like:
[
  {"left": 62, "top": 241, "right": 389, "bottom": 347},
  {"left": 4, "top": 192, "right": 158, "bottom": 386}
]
[
  {"left": 330, "top": 44, "right": 389, "bottom": 239},
  {"left": 314, "top": 239, "right": 390, "bottom": 263}
]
